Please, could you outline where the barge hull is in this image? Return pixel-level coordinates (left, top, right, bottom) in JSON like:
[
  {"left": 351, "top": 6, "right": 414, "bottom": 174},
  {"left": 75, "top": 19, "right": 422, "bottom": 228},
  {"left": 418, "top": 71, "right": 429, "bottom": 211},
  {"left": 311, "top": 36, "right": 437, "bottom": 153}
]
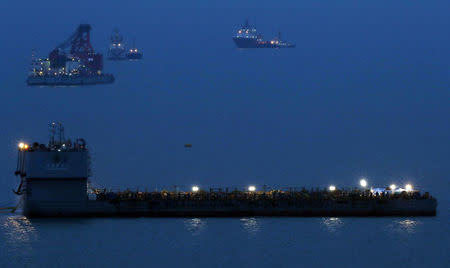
[
  {"left": 26, "top": 74, "right": 114, "bottom": 86},
  {"left": 24, "top": 199, "right": 437, "bottom": 217}
]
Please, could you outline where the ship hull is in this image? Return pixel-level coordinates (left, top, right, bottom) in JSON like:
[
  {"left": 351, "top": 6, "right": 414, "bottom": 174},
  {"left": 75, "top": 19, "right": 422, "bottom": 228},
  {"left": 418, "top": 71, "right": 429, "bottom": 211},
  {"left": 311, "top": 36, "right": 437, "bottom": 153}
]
[
  {"left": 107, "top": 56, "right": 127, "bottom": 61},
  {"left": 233, "top": 37, "right": 295, "bottom": 48},
  {"left": 26, "top": 74, "right": 115, "bottom": 86},
  {"left": 126, "top": 53, "right": 143, "bottom": 60},
  {"left": 107, "top": 48, "right": 126, "bottom": 60},
  {"left": 23, "top": 198, "right": 437, "bottom": 217}
]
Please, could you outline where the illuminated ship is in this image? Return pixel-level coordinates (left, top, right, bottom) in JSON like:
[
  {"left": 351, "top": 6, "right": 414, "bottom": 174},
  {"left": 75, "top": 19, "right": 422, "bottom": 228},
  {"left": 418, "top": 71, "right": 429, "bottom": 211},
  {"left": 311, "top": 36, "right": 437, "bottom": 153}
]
[
  {"left": 27, "top": 24, "right": 114, "bottom": 86},
  {"left": 13, "top": 124, "right": 437, "bottom": 217},
  {"left": 107, "top": 29, "right": 126, "bottom": 60},
  {"left": 233, "top": 20, "right": 295, "bottom": 48},
  {"left": 126, "top": 39, "right": 143, "bottom": 60}
]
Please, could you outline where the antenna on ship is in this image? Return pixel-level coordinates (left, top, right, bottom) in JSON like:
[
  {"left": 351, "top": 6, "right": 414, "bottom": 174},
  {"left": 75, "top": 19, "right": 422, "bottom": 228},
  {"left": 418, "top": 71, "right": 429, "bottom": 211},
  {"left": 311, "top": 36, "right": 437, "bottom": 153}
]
[
  {"left": 49, "top": 122, "right": 56, "bottom": 146},
  {"left": 30, "top": 49, "right": 37, "bottom": 75},
  {"left": 244, "top": 18, "right": 249, "bottom": 28},
  {"left": 49, "top": 122, "right": 65, "bottom": 147},
  {"left": 59, "top": 123, "right": 65, "bottom": 145}
]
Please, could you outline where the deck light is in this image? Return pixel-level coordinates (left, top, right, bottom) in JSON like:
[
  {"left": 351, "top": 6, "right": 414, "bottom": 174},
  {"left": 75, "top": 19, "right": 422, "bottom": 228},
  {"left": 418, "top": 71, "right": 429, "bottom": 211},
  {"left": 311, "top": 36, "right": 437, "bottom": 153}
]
[
  {"left": 192, "top": 186, "right": 199, "bottom": 192},
  {"left": 390, "top": 184, "right": 396, "bottom": 191},
  {"left": 329, "top": 185, "right": 336, "bottom": 191},
  {"left": 248, "top": 186, "right": 256, "bottom": 192},
  {"left": 405, "top": 184, "right": 412, "bottom": 192},
  {"left": 18, "top": 142, "right": 25, "bottom": 149},
  {"left": 360, "top": 179, "right": 367, "bottom": 188}
]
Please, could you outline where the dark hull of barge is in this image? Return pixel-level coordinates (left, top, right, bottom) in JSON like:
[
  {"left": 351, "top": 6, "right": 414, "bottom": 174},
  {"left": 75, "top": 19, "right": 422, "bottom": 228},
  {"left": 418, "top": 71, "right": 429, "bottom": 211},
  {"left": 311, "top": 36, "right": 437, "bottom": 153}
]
[{"left": 24, "top": 199, "right": 437, "bottom": 218}]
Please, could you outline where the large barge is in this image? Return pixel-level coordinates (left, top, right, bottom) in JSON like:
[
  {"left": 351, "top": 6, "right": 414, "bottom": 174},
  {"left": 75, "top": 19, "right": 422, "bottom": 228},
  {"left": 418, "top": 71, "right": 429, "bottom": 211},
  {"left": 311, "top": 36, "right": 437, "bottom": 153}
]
[
  {"left": 27, "top": 24, "right": 114, "bottom": 86},
  {"left": 14, "top": 124, "right": 437, "bottom": 217}
]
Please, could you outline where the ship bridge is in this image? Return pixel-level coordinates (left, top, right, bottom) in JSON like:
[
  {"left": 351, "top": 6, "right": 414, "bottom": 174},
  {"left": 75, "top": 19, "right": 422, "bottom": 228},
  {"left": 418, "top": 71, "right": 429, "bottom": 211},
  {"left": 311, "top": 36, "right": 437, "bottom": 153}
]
[{"left": 235, "top": 19, "right": 258, "bottom": 39}]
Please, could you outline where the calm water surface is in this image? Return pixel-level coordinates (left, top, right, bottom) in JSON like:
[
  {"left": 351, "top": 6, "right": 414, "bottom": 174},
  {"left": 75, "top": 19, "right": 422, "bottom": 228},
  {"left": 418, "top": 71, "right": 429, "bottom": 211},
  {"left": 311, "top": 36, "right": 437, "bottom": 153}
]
[{"left": 0, "top": 209, "right": 449, "bottom": 267}]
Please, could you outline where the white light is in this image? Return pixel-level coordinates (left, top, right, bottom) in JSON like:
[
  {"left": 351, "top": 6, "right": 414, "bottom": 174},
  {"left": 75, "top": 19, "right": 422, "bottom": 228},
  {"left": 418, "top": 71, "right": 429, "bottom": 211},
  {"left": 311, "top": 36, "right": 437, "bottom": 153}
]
[
  {"left": 329, "top": 185, "right": 336, "bottom": 191},
  {"left": 390, "top": 184, "right": 396, "bottom": 191},
  {"left": 18, "top": 142, "right": 25, "bottom": 149},
  {"left": 360, "top": 179, "right": 367, "bottom": 187},
  {"left": 192, "top": 186, "right": 199, "bottom": 192},
  {"left": 405, "top": 184, "right": 413, "bottom": 192},
  {"left": 248, "top": 186, "right": 256, "bottom": 192}
]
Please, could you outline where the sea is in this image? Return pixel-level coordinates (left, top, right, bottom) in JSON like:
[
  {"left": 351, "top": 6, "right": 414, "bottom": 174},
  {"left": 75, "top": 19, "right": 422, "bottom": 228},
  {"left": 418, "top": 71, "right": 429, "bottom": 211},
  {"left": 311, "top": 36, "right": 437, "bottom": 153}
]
[{"left": 0, "top": 1, "right": 449, "bottom": 267}]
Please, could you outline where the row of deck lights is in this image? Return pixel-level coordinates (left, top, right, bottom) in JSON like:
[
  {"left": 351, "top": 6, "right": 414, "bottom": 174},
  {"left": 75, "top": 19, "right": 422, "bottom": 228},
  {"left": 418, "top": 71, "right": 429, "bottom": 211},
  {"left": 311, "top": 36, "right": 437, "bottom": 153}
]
[
  {"left": 328, "top": 178, "right": 413, "bottom": 192},
  {"left": 191, "top": 185, "right": 257, "bottom": 193},
  {"left": 191, "top": 179, "right": 413, "bottom": 193}
]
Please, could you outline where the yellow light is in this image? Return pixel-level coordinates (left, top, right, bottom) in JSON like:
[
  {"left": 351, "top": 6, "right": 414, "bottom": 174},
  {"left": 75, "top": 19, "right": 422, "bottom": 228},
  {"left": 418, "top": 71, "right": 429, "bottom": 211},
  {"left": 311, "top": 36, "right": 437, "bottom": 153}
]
[
  {"left": 390, "top": 184, "right": 396, "bottom": 191},
  {"left": 360, "top": 179, "right": 367, "bottom": 187},
  {"left": 405, "top": 184, "right": 412, "bottom": 192},
  {"left": 18, "top": 142, "right": 25, "bottom": 149},
  {"left": 192, "top": 186, "right": 199, "bottom": 192},
  {"left": 248, "top": 186, "right": 256, "bottom": 192},
  {"left": 23, "top": 144, "right": 29, "bottom": 150},
  {"left": 329, "top": 185, "right": 336, "bottom": 191}
]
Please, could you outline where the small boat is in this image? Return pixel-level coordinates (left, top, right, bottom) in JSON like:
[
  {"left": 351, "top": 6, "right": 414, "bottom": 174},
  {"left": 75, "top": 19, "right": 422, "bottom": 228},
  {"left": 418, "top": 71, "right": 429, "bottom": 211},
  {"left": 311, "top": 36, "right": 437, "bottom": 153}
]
[{"left": 126, "top": 39, "right": 143, "bottom": 60}]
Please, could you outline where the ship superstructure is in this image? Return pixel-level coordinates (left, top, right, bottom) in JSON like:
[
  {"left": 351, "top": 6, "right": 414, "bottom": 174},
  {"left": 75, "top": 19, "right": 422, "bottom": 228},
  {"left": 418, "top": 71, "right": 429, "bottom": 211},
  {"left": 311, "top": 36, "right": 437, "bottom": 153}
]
[
  {"left": 15, "top": 123, "right": 91, "bottom": 216},
  {"left": 27, "top": 24, "right": 114, "bottom": 86},
  {"left": 233, "top": 20, "right": 295, "bottom": 48},
  {"left": 15, "top": 124, "right": 437, "bottom": 217},
  {"left": 108, "top": 29, "right": 126, "bottom": 60}
]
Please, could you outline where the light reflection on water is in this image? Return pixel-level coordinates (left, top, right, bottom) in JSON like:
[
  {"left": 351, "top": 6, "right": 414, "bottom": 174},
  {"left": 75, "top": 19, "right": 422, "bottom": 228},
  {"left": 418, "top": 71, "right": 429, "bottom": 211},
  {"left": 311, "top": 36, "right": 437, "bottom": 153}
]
[
  {"left": 2, "top": 215, "right": 37, "bottom": 252},
  {"left": 240, "top": 217, "right": 261, "bottom": 234},
  {"left": 184, "top": 218, "right": 206, "bottom": 235},
  {"left": 387, "top": 218, "right": 421, "bottom": 234},
  {"left": 321, "top": 217, "right": 343, "bottom": 233}
]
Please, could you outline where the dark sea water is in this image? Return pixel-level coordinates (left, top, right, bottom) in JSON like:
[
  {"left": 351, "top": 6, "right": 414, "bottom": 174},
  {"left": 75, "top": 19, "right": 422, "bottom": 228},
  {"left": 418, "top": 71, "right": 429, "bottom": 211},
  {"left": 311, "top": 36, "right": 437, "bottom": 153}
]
[
  {"left": 0, "top": 1, "right": 449, "bottom": 267},
  {"left": 0, "top": 213, "right": 449, "bottom": 267}
]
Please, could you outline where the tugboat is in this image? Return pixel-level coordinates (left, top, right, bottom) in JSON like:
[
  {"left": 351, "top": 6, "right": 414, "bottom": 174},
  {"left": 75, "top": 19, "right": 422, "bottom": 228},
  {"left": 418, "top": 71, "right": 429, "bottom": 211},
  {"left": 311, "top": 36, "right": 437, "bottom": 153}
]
[
  {"left": 126, "top": 39, "right": 143, "bottom": 60},
  {"left": 107, "top": 29, "right": 126, "bottom": 60},
  {"left": 233, "top": 20, "right": 295, "bottom": 48}
]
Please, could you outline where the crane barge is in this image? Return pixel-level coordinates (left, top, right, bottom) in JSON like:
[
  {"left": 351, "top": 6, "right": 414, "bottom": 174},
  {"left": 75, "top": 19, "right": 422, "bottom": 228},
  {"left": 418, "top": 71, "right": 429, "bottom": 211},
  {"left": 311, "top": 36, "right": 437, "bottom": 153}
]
[{"left": 27, "top": 24, "right": 114, "bottom": 86}]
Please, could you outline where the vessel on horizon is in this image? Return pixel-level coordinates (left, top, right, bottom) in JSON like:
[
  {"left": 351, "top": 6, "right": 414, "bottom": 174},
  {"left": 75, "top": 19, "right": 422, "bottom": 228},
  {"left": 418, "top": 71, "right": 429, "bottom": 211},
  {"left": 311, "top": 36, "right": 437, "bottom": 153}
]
[
  {"left": 107, "top": 29, "right": 126, "bottom": 60},
  {"left": 233, "top": 20, "right": 295, "bottom": 49},
  {"left": 27, "top": 24, "right": 114, "bottom": 86},
  {"left": 126, "top": 39, "right": 143, "bottom": 60}
]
